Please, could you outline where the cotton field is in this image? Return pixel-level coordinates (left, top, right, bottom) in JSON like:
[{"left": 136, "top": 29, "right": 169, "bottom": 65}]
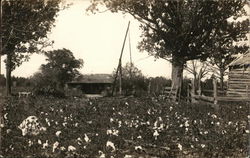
[{"left": 1, "top": 96, "right": 249, "bottom": 158}]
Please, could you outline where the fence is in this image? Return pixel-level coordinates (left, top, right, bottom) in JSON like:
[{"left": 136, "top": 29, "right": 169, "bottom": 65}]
[{"left": 189, "top": 78, "right": 250, "bottom": 105}]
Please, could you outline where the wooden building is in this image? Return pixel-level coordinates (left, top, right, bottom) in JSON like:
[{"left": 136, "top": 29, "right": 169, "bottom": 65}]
[
  {"left": 227, "top": 53, "right": 250, "bottom": 98},
  {"left": 68, "top": 74, "right": 113, "bottom": 95}
]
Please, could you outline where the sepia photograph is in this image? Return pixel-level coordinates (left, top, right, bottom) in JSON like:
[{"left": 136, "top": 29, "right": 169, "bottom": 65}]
[{"left": 0, "top": 0, "right": 249, "bottom": 157}]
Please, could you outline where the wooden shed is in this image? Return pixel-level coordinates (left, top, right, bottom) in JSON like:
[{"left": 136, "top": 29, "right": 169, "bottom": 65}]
[
  {"left": 68, "top": 74, "right": 113, "bottom": 94},
  {"left": 227, "top": 52, "right": 250, "bottom": 98}
]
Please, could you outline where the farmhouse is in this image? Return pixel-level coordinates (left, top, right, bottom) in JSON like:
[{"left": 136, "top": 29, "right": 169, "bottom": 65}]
[
  {"left": 227, "top": 52, "right": 250, "bottom": 98},
  {"left": 68, "top": 74, "right": 113, "bottom": 95}
]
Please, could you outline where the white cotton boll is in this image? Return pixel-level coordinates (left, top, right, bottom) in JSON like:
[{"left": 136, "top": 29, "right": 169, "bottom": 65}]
[
  {"left": 178, "top": 143, "right": 182, "bottom": 151},
  {"left": 6, "top": 129, "right": 11, "bottom": 134},
  {"left": 45, "top": 118, "right": 50, "bottom": 126},
  {"left": 169, "top": 106, "right": 173, "bottom": 111},
  {"left": 216, "top": 122, "right": 220, "bottom": 126},
  {"left": 211, "top": 114, "right": 217, "bottom": 119},
  {"left": 118, "top": 121, "right": 122, "bottom": 127},
  {"left": 28, "top": 140, "right": 33, "bottom": 147},
  {"left": 60, "top": 146, "right": 66, "bottom": 151},
  {"left": 228, "top": 121, "right": 232, "bottom": 125},
  {"left": 56, "top": 131, "right": 61, "bottom": 137},
  {"left": 84, "top": 134, "right": 91, "bottom": 143},
  {"left": 62, "top": 122, "right": 67, "bottom": 127},
  {"left": 184, "top": 121, "right": 189, "bottom": 127},
  {"left": 68, "top": 145, "right": 76, "bottom": 152},
  {"left": 153, "top": 130, "right": 159, "bottom": 140},
  {"left": 43, "top": 140, "right": 49, "bottom": 149},
  {"left": 99, "top": 150, "right": 105, "bottom": 158},
  {"left": 110, "top": 118, "right": 114, "bottom": 123},
  {"left": 154, "top": 121, "right": 158, "bottom": 128},
  {"left": 125, "top": 102, "right": 129, "bottom": 105},
  {"left": 201, "top": 144, "right": 205, "bottom": 148},
  {"left": 137, "top": 135, "right": 142, "bottom": 139},
  {"left": 52, "top": 141, "right": 59, "bottom": 152},
  {"left": 124, "top": 155, "right": 132, "bottom": 158},
  {"left": 106, "top": 141, "right": 115, "bottom": 151},
  {"left": 38, "top": 139, "right": 42, "bottom": 145},
  {"left": 204, "top": 131, "right": 208, "bottom": 134},
  {"left": 4, "top": 113, "right": 8, "bottom": 120},
  {"left": 135, "top": 146, "right": 142, "bottom": 150},
  {"left": 248, "top": 115, "right": 250, "bottom": 119},
  {"left": 77, "top": 137, "right": 82, "bottom": 142},
  {"left": 245, "top": 130, "right": 249, "bottom": 133}
]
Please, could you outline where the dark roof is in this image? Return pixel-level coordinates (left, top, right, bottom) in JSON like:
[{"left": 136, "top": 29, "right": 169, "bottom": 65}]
[
  {"left": 70, "top": 74, "right": 113, "bottom": 84},
  {"left": 229, "top": 52, "right": 250, "bottom": 67}
]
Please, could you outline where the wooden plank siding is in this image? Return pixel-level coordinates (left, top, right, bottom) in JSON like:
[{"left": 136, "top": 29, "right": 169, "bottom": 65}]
[{"left": 227, "top": 67, "right": 250, "bottom": 98}]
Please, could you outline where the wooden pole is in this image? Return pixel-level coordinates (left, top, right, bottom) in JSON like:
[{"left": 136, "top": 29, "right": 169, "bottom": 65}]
[
  {"left": 213, "top": 78, "right": 218, "bottom": 105},
  {"left": 246, "top": 84, "right": 249, "bottom": 97},
  {"left": 111, "top": 21, "right": 130, "bottom": 96},
  {"left": 0, "top": 0, "right": 2, "bottom": 155},
  {"left": 187, "top": 83, "right": 190, "bottom": 102},
  {"left": 191, "top": 79, "right": 196, "bottom": 103},
  {"left": 0, "top": 0, "right": 1, "bottom": 76},
  {"left": 119, "top": 63, "right": 122, "bottom": 95}
]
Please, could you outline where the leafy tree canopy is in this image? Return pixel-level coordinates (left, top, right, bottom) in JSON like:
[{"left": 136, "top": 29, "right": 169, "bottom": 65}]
[
  {"left": 2, "top": 0, "right": 61, "bottom": 69},
  {"left": 89, "top": 0, "right": 249, "bottom": 65},
  {"left": 32, "top": 48, "right": 83, "bottom": 96}
]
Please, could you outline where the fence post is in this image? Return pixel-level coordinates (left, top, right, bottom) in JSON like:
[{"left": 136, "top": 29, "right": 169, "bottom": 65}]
[
  {"left": 148, "top": 79, "right": 151, "bottom": 95},
  {"left": 187, "top": 83, "right": 190, "bottom": 102},
  {"left": 191, "top": 79, "right": 196, "bottom": 103},
  {"left": 213, "top": 78, "right": 218, "bottom": 105},
  {"left": 246, "top": 84, "right": 249, "bottom": 97}
]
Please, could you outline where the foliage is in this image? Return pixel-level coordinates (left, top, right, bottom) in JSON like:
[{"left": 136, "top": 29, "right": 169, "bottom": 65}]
[
  {"left": 148, "top": 76, "right": 171, "bottom": 95},
  {"left": 2, "top": 0, "right": 61, "bottom": 68},
  {"left": 2, "top": 0, "right": 62, "bottom": 95},
  {"left": 89, "top": 0, "right": 248, "bottom": 63},
  {"left": 89, "top": 0, "right": 249, "bottom": 100},
  {"left": 31, "top": 48, "right": 83, "bottom": 96},
  {"left": 2, "top": 96, "right": 249, "bottom": 158},
  {"left": 113, "top": 63, "right": 147, "bottom": 96}
]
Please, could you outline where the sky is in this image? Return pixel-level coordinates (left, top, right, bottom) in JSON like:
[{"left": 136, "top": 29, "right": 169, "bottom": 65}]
[
  {"left": 0, "top": 0, "right": 249, "bottom": 79},
  {"left": 0, "top": 0, "right": 172, "bottom": 78}
]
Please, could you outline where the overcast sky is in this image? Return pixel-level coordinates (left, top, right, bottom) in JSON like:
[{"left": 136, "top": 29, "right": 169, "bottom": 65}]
[
  {"left": 0, "top": 0, "right": 171, "bottom": 78},
  {"left": 0, "top": 0, "right": 249, "bottom": 79}
]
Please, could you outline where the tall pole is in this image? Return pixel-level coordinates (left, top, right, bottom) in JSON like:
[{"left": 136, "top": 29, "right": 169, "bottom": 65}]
[
  {"left": 0, "top": 0, "right": 3, "bottom": 155},
  {"left": 112, "top": 21, "right": 130, "bottom": 96},
  {"left": 128, "top": 29, "right": 132, "bottom": 78}
]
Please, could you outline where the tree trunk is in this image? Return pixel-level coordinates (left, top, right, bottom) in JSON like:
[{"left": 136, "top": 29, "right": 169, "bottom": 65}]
[
  {"left": 6, "top": 53, "right": 12, "bottom": 96},
  {"left": 171, "top": 60, "right": 184, "bottom": 102}
]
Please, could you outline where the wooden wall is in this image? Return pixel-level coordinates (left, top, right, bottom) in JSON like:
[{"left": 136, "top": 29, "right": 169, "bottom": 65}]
[{"left": 227, "top": 66, "right": 250, "bottom": 97}]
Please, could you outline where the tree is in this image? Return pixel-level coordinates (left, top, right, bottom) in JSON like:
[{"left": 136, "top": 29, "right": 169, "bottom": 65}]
[
  {"left": 1, "top": 0, "right": 61, "bottom": 95},
  {"left": 207, "top": 19, "right": 249, "bottom": 90},
  {"left": 113, "top": 62, "right": 147, "bottom": 96},
  {"left": 89, "top": 0, "right": 249, "bottom": 100},
  {"left": 32, "top": 48, "right": 83, "bottom": 96},
  {"left": 185, "top": 60, "right": 209, "bottom": 94}
]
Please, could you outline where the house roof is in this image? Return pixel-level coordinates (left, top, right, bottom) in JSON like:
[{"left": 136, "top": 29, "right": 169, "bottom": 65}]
[
  {"left": 229, "top": 52, "right": 250, "bottom": 67},
  {"left": 70, "top": 74, "right": 113, "bottom": 84}
]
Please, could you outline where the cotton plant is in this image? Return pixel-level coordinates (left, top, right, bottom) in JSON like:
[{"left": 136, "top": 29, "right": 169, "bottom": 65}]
[{"left": 18, "top": 116, "right": 46, "bottom": 136}]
